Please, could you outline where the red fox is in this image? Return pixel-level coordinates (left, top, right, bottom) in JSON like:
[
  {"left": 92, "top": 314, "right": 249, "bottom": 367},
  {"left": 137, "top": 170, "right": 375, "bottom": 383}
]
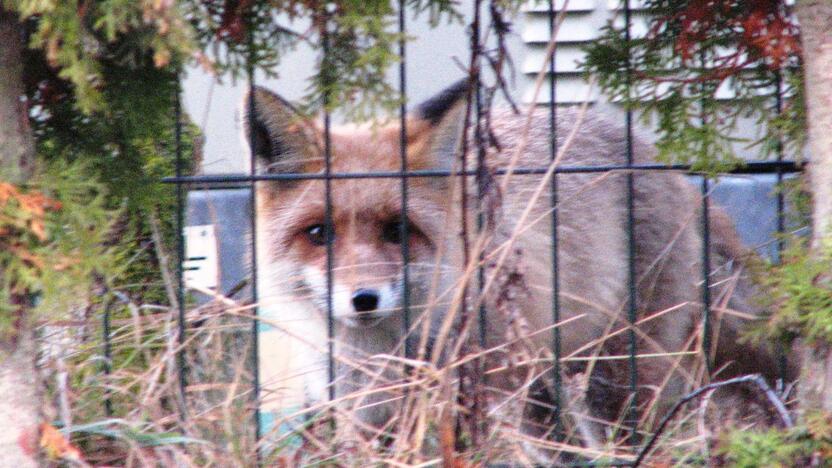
[{"left": 248, "top": 81, "right": 789, "bottom": 447}]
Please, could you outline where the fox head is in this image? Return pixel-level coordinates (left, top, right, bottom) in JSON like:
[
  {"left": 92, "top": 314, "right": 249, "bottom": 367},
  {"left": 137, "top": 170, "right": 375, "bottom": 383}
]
[{"left": 244, "top": 82, "right": 470, "bottom": 330}]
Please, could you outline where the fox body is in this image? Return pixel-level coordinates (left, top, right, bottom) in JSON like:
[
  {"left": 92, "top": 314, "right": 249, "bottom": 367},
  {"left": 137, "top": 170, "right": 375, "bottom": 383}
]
[{"left": 249, "top": 82, "right": 785, "bottom": 436}]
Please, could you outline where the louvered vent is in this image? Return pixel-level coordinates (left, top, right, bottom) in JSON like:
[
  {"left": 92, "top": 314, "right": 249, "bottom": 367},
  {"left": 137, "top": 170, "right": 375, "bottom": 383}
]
[
  {"left": 518, "top": 0, "right": 776, "bottom": 160},
  {"left": 520, "top": 0, "right": 649, "bottom": 105}
]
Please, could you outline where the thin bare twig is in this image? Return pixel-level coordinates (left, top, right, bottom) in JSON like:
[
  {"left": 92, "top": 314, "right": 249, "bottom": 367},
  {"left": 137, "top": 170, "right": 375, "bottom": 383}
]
[
  {"left": 149, "top": 211, "right": 179, "bottom": 311},
  {"left": 633, "top": 374, "right": 794, "bottom": 467}
]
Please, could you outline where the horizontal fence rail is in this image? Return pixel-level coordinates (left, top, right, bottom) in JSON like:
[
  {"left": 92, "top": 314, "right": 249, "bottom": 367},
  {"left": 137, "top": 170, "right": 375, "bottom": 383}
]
[{"left": 162, "top": 160, "right": 801, "bottom": 185}]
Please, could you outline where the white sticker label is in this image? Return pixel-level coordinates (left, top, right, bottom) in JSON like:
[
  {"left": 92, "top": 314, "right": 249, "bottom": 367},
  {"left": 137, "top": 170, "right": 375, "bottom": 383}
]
[{"left": 183, "top": 225, "right": 219, "bottom": 291}]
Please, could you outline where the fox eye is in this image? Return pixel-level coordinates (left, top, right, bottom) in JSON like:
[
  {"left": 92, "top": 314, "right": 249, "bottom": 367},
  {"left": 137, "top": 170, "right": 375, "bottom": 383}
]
[
  {"left": 305, "top": 224, "right": 333, "bottom": 246},
  {"left": 381, "top": 219, "right": 406, "bottom": 244}
]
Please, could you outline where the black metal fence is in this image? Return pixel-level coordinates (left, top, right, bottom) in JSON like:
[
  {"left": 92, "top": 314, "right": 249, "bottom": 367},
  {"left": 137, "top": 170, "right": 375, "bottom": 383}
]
[{"left": 152, "top": 0, "right": 802, "bottom": 465}]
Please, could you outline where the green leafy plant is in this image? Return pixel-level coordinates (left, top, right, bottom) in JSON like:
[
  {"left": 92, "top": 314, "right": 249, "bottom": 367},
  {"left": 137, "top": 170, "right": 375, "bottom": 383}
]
[
  {"left": 0, "top": 161, "right": 117, "bottom": 333},
  {"left": 9, "top": 0, "right": 193, "bottom": 113},
  {"left": 750, "top": 236, "right": 832, "bottom": 347},
  {"left": 718, "top": 412, "right": 832, "bottom": 467}
]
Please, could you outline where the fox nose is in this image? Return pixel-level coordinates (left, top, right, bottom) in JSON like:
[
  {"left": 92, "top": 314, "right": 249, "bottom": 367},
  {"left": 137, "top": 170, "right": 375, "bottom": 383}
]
[{"left": 352, "top": 289, "right": 380, "bottom": 312}]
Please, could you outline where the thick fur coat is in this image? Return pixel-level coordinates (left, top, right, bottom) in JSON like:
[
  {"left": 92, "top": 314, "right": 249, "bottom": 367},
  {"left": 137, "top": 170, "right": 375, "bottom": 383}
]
[{"left": 248, "top": 81, "right": 787, "bottom": 441}]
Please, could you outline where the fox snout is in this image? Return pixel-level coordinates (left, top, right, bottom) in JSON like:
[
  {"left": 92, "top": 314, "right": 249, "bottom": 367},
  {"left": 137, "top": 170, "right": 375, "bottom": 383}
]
[
  {"left": 307, "top": 263, "right": 402, "bottom": 327},
  {"left": 332, "top": 282, "right": 400, "bottom": 327},
  {"left": 351, "top": 288, "right": 381, "bottom": 324},
  {"left": 352, "top": 288, "right": 380, "bottom": 312}
]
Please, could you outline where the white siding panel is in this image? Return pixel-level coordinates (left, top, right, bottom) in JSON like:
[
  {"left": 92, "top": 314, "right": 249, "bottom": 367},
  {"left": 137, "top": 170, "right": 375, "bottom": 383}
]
[
  {"left": 713, "top": 79, "right": 777, "bottom": 101},
  {"left": 522, "top": 14, "right": 598, "bottom": 43},
  {"left": 522, "top": 76, "right": 598, "bottom": 104},
  {"left": 607, "top": 81, "right": 673, "bottom": 102},
  {"left": 605, "top": 0, "right": 650, "bottom": 10},
  {"left": 522, "top": 46, "right": 587, "bottom": 74},
  {"left": 523, "top": 0, "right": 597, "bottom": 13},
  {"left": 611, "top": 14, "right": 650, "bottom": 38}
]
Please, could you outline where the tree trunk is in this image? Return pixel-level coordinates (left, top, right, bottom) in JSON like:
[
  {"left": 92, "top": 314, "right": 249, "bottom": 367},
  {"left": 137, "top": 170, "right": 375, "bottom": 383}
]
[
  {"left": 0, "top": 8, "right": 40, "bottom": 467},
  {"left": 794, "top": 0, "right": 832, "bottom": 416}
]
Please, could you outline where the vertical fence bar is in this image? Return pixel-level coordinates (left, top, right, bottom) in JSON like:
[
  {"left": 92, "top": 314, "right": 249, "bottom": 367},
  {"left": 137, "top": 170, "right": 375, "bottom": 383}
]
[
  {"left": 774, "top": 70, "right": 786, "bottom": 259},
  {"left": 700, "top": 177, "right": 712, "bottom": 374},
  {"left": 474, "top": 4, "right": 487, "bottom": 350},
  {"left": 547, "top": 0, "right": 562, "bottom": 432},
  {"left": 623, "top": 0, "right": 639, "bottom": 439},
  {"left": 698, "top": 50, "right": 713, "bottom": 376},
  {"left": 174, "top": 73, "right": 189, "bottom": 422},
  {"left": 321, "top": 15, "right": 336, "bottom": 405},
  {"left": 398, "top": 0, "right": 412, "bottom": 360},
  {"left": 102, "top": 297, "right": 113, "bottom": 417},
  {"left": 245, "top": 14, "right": 262, "bottom": 447},
  {"left": 475, "top": 2, "right": 489, "bottom": 445},
  {"left": 774, "top": 70, "right": 788, "bottom": 383}
]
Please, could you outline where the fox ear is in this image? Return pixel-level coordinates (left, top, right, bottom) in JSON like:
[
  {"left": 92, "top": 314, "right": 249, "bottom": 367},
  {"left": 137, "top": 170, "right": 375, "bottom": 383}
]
[
  {"left": 242, "top": 86, "right": 316, "bottom": 174},
  {"left": 414, "top": 79, "right": 470, "bottom": 169}
]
